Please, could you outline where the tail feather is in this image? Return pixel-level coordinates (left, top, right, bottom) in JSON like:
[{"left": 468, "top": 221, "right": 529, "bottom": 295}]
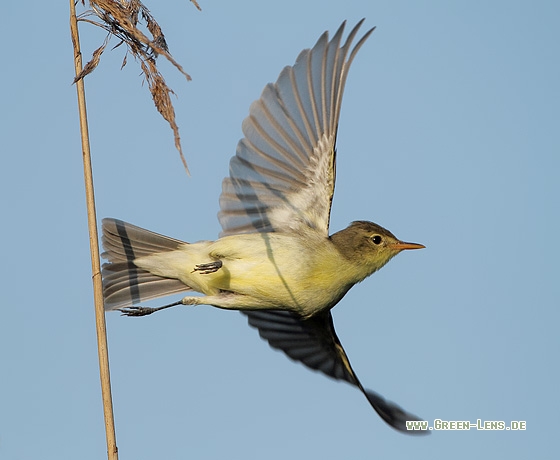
[
  {"left": 101, "top": 218, "right": 192, "bottom": 310},
  {"left": 102, "top": 218, "right": 185, "bottom": 259}
]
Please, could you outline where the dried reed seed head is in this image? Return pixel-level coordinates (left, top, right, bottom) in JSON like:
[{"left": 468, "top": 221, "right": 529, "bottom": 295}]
[{"left": 75, "top": 0, "right": 196, "bottom": 173}]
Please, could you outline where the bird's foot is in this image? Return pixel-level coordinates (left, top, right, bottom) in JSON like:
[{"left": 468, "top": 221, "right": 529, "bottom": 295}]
[
  {"left": 118, "top": 306, "right": 160, "bottom": 316},
  {"left": 192, "top": 260, "right": 223, "bottom": 274},
  {"left": 118, "top": 300, "right": 183, "bottom": 316}
]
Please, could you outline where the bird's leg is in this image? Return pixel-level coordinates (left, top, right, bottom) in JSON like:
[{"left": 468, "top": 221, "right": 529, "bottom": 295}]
[
  {"left": 118, "top": 300, "right": 183, "bottom": 317},
  {"left": 192, "top": 260, "right": 223, "bottom": 274},
  {"left": 118, "top": 296, "right": 205, "bottom": 317}
]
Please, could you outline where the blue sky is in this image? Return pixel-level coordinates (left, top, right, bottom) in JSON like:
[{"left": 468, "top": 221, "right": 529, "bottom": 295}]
[{"left": 1, "top": 1, "right": 558, "bottom": 459}]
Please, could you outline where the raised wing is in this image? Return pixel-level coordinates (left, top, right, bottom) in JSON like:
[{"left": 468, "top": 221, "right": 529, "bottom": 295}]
[
  {"left": 218, "top": 20, "right": 375, "bottom": 237},
  {"left": 243, "top": 310, "right": 428, "bottom": 434}
]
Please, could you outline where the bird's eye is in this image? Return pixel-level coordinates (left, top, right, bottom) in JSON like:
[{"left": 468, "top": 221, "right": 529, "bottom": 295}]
[{"left": 371, "top": 235, "right": 382, "bottom": 245}]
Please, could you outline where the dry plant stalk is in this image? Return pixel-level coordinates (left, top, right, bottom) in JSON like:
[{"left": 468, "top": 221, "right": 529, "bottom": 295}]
[
  {"left": 70, "top": 2, "right": 119, "bottom": 459},
  {"left": 75, "top": 0, "right": 201, "bottom": 173}
]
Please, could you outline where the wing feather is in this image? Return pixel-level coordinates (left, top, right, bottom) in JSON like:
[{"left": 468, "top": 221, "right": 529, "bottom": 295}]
[
  {"left": 219, "top": 20, "right": 375, "bottom": 236},
  {"left": 243, "top": 310, "right": 428, "bottom": 434}
]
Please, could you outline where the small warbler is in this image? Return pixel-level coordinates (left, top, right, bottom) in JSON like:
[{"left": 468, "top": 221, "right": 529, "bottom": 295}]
[{"left": 102, "top": 19, "right": 427, "bottom": 434}]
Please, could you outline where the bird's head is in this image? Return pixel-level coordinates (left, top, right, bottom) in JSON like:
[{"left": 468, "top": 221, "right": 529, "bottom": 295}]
[{"left": 331, "top": 221, "right": 425, "bottom": 280}]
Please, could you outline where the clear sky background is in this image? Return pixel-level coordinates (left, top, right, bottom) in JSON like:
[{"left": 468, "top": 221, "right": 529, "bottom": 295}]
[{"left": 1, "top": 1, "right": 558, "bottom": 459}]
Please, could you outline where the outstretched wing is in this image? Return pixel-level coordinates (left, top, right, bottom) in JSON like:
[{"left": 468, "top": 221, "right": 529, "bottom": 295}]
[
  {"left": 243, "top": 310, "right": 428, "bottom": 435},
  {"left": 218, "top": 20, "right": 375, "bottom": 237}
]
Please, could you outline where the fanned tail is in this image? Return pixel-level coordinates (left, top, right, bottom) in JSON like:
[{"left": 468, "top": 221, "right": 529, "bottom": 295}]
[{"left": 101, "top": 218, "right": 192, "bottom": 310}]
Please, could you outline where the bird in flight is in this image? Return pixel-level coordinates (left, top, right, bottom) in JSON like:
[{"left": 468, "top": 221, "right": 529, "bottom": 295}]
[{"left": 102, "top": 19, "right": 428, "bottom": 434}]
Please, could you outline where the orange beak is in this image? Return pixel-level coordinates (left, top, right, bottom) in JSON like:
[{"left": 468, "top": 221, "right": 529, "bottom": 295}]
[{"left": 390, "top": 241, "right": 425, "bottom": 251}]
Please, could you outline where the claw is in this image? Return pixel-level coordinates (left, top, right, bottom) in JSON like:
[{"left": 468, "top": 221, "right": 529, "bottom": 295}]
[
  {"left": 192, "top": 260, "right": 223, "bottom": 274},
  {"left": 118, "top": 306, "right": 159, "bottom": 316}
]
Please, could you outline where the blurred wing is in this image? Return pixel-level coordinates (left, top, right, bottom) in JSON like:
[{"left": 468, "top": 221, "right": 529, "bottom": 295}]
[
  {"left": 219, "top": 20, "right": 375, "bottom": 237},
  {"left": 243, "top": 310, "right": 428, "bottom": 434}
]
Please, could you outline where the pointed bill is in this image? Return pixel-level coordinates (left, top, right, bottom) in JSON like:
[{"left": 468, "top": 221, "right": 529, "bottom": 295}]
[{"left": 391, "top": 241, "right": 425, "bottom": 251}]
